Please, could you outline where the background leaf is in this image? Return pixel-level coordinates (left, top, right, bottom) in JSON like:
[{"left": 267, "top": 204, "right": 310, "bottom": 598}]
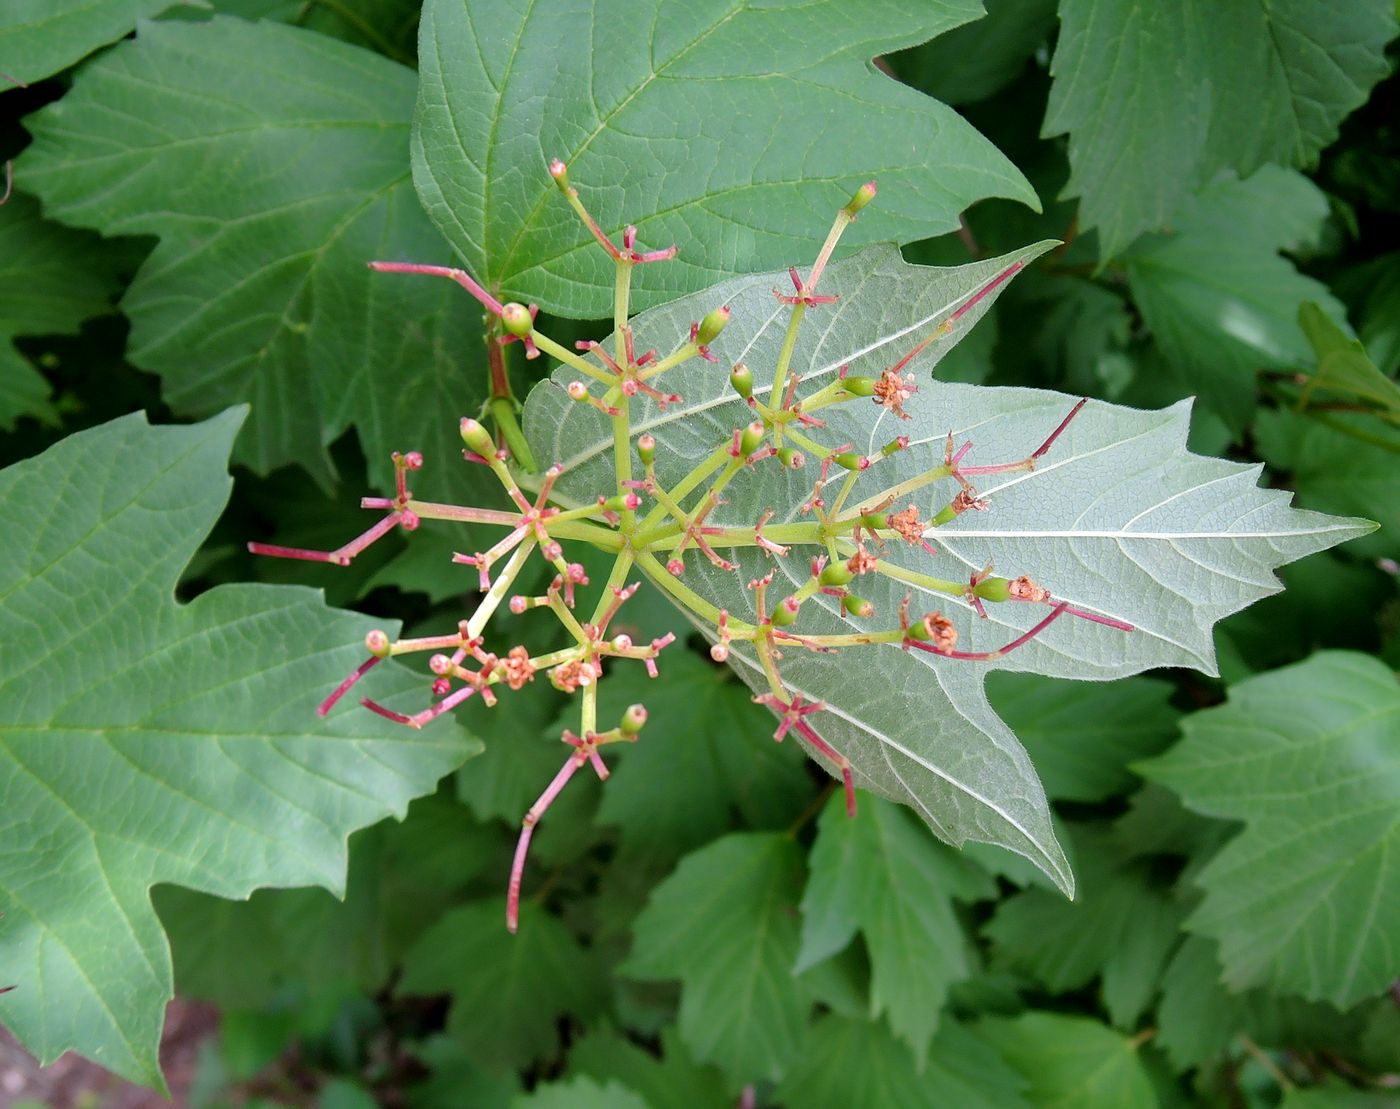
[
  {"left": 623, "top": 833, "right": 808, "bottom": 1083},
  {"left": 0, "top": 0, "right": 175, "bottom": 86},
  {"left": 1140, "top": 651, "right": 1400, "bottom": 1008},
  {"left": 19, "top": 16, "right": 481, "bottom": 493},
  {"left": 412, "top": 0, "right": 1036, "bottom": 315},
  {"left": 976, "top": 1011, "right": 1156, "bottom": 1108},
  {"left": 0, "top": 409, "right": 472, "bottom": 1085}
]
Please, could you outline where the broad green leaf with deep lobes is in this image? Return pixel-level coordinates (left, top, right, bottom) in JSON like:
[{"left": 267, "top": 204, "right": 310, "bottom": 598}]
[
  {"left": 0, "top": 410, "right": 473, "bottom": 1087},
  {"left": 623, "top": 833, "right": 808, "bottom": 1084},
  {"left": 0, "top": 192, "right": 124, "bottom": 430},
  {"left": 400, "top": 899, "right": 606, "bottom": 1074},
  {"left": 19, "top": 17, "right": 481, "bottom": 493},
  {"left": 1045, "top": 0, "right": 1396, "bottom": 259},
  {"left": 976, "top": 1012, "right": 1156, "bottom": 1108},
  {"left": 1125, "top": 167, "right": 1351, "bottom": 434},
  {"left": 524, "top": 243, "right": 1374, "bottom": 895},
  {"left": 0, "top": 0, "right": 175, "bottom": 86},
  {"left": 797, "top": 794, "right": 992, "bottom": 1063},
  {"left": 777, "top": 1017, "right": 1032, "bottom": 1109},
  {"left": 1140, "top": 652, "right": 1400, "bottom": 1009},
  {"left": 412, "top": 0, "right": 1036, "bottom": 316}
]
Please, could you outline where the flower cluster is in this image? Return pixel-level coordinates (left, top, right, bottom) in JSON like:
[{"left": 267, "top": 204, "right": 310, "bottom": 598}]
[{"left": 249, "top": 167, "right": 1133, "bottom": 932}]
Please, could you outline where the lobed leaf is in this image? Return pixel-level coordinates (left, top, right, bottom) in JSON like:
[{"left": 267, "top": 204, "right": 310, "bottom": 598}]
[
  {"left": 412, "top": 0, "right": 1035, "bottom": 316},
  {"left": 0, "top": 0, "right": 174, "bottom": 86},
  {"left": 0, "top": 410, "right": 472, "bottom": 1086},
  {"left": 1140, "top": 652, "right": 1400, "bottom": 1009},
  {"left": 524, "top": 243, "right": 1373, "bottom": 893},
  {"left": 976, "top": 1012, "right": 1156, "bottom": 1108},
  {"left": 19, "top": 16, "right": 480, "bottom": 493}
]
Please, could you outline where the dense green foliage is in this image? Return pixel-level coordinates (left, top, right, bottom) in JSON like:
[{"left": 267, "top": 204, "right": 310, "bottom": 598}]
[{"left": 1, "top": 1, "right": 1398, "bottom": 1105}]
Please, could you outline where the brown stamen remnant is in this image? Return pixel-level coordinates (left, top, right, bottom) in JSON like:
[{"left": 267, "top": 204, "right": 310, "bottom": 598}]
[
  {"left": 871, "top": 368, "right": 917, "bottom": 420},
  {"left": 888, "top": 505, "right": 925, "bottom": 544},
  {"left": 1009, "top": 575, "right": 1049, "bottom": 603},
  {"left": 919, "top": 612, "right": 958, "bottom": 652},
  {"left": 846, "top": 543, "right": 879, "bottom": 576},
  {"left": 503, "top": 646, "right": 536, "bottom": 690},
  {"left": 952, "top": 488, "right": 990, "bottom": 515}
]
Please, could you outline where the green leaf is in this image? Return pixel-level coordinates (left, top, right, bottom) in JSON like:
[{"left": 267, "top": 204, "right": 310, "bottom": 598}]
[
  {"left": 1125, "top": 167, "right": 1350, "bottom": 431},
  {"left": 976, "top": 1012, "right": 1156, "bottom": 1109},
  {"left": 590, "top": 648, "right": 810, "bottom": 862},
  {"left": 1154, "top": 936, "right": 1357, "bottom": 1072},
  {"left": 0, "top": 410, "right": 471, "bottom": 1087},
  {"left": 0, "top": 0, "right": 176, "bottom": 85},
  {"left": 1254, "top": 408, "right": 1400, "bottom": 562},
  {"left": 985, "top": 674, "right": 1179, "bottom": 803},
  {"left": 412, "top": 0, "right": 1035, "bottom": 316},
  {"left": 984, "top": 825, "right": 1185, "bottom": 1028},
  {"left": 623, "top": 833, "right": 808, "bottom": 1083},
  {"left": 569, "top": 1028, "right": 729, "bottom": 1109},
  {"left": 18, "top": 17, "right": 480, "bottom": 492},
  {"left": 211, "top": 0, "right": 421, "bottom": 65},
  {"left": 155, "top": 791, "right": 493, "bottom": 1007},
  {"left": 1281, "top": 1090, "right": 1400, "bottom": 1109},
  {"left": 797, "top": 795, "right": 991, "bottom": 1062},
  {"left": 511, "top": 1076, "right": 650, "bottom": 1109},
  {"left": 888, "top": 0, "right": 1058, "bottom": 107},
  {"left": 777, "top": 1017, "right": 1032, "bottom": 1109},
  {"left": 399, "top": 899, "right": 606, "bottom": 1073},
  {"left": 0, "top": 192, "right": 124, "bottom": 431},
  {"left": 1336, "top": 251, "right": 1400, "bottom": 377},
  {"left": 1140, "top": 652, "right": 1400, "bottom": 1008},
  {"left": 525, "top": 243, "right": 1373, "bottom": 894},
  {"left": 1045, "top": 0, "right": 1396, "bottom": 258},
  {"left": 1044, "top": 0, "right": 1212, "bottom": 260},
  {"left": 1296, "top": 300, "right": 1400, "bottom": 421}
]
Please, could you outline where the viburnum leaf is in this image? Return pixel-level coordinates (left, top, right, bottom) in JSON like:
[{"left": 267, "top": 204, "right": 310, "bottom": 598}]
[
  {"left": 18, "top": 16, "right": 480, "bottom": 492},
  {"left": 1253, "top": 410, "right": 1399, "bottom": 562},
  {"left": 511, "top": 1076, "right": 650, "bottom": 1109},
  {"left": 1045, "top": 0, "right": 1396, "bottom": 258},
  {"left": 154, "top": 792, "right": 494, "bottom": 1007},
  {"left": 0, "top": 0, "right": 175, "bottom": 86},
  {"left": 983, "top": 825, "right": 1185, "bottom": 1027},
  {"left": 1139, "top": 652, "right": 1400, "bottom": 1009},
  {"left": 399, "top": 899, "right": 606, "bottom": 1073},
  {"left": 1124, "top": 167, "right": 1350, "bottom": 433},
  {"left": 623, "top": 832, "right": 808, "bottom": 1084},
  {"left": 412, "top": 0, "right": 1036, "bottom": 316},
  {"left": 777, "top": 1017, "right": 1033, "bottom": 1109},
  {"left": 524, "top": 243, "right": 1373, "bottom": 894},
  {"left": 569, "top": 1027, "right": 730, "bottom": 1109},
  {"left": 985, "top": 674, "right": 1179, "bottom": 803},
  {"left": 975, "top": 1012, "right": 1156, "bottom": 1108},
  {"left": 1154, "top": 936, "right": 1362, "bottom": 1073},
  {"left": 0, "top": 193, "right": 124, "bottom": 431},
  {"left": 589, "top": 647, "right": 809, "bottom": 861},
  {"left": 796, "top": 794, "right": 992, "bottom": 1062},
  {"left": 0, "top": 410, "right": 472, "bottom": 1088}
]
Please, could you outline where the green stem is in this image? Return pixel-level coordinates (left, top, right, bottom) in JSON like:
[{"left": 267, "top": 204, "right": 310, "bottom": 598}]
[
  {"left": 489, "top": 396, "right": 537, "bottom": 472},
  {"left": 532, "top": 330, "right": 613, "bottom": 383},
  {"left": 636, "top": 550, "right": 754, "bottom": 630}
]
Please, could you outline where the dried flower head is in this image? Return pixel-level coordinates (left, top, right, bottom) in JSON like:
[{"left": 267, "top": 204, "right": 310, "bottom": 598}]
[{"left": 872, "top": 368, "right": 917, "bottom": 419}]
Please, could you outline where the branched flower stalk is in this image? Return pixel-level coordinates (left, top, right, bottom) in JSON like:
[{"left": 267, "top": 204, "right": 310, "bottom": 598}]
[{"left": 249, "top": 166, "right": 1134, "bottom": 932}]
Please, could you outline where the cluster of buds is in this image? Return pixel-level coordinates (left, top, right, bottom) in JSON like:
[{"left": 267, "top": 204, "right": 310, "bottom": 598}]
[{"left": 250, "top": 164, "right": 1134, "bottom": 931}]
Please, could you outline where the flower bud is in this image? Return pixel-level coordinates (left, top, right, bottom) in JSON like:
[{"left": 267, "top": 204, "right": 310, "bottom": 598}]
[
  {"left": 832, "top": 451, "right": 865, "bottom": 472},
  {"left": 973, "top": 576, "right": 1012, "bottom": 603},
  {"left": 859, "top": 511, "right": 888, "bottom": 530},
  {"left": 402, "top": 451, "right": 424, "bottom": 470},
  {"left": 399, "top": 509, "right": 420, "bottom": 531},
  {"left": 843, "top": 180, "right": 877, "bottom": 218},
  {"left": 841, "top": 375, "right": 876, "bottom": 397},
  {"left": 776, "top": 447, "right": 805, "bottom": 469},
  {"left": 696, "top": 305, "right": 731, "bottom": 346},
  {"left": 429, "top": 653, "right": 453, "bottom": 675},
  {"left": 738, "top": 420, "right": 765, "bottom": 458},
  {"left": 637, "top": 433, "right": 656, "bottom": 466},
  {"left": 612, "top": 634, "right": 633, "bottom": 650},
  {"left": 842, "top": 594, "right": 874, "bottom": 619},
  {"left": 770, "top": 595, "right": 801, "bottom": 626},
  {"left": 548, "top": 158, "right": 570, "bottom": 191},
  {"left": 365, "top": 629, "right": 391, "bottom": 658},
  {"left": 620, "top": 703, "right": 648, "bottom": 736},
  {"left": 501, "top": 302, "right": 533, "bottom": 337},
  {"left": 880, "top": 435, "right": 910, "bottom": 457},
  {"left": 710, "top": 642, "right": 729, "bottom": 662},
  {"left": 730, "top": 362, "right": 754, "bottom": 400},
  {"left": 567, "top": 381, "right": 591, "bottom": 402},
  {"left": 460, "top": 417, "right": 494, "bottom": 456},
  {"left": 820, "top": 562, "right": 854, "bottom": 587}
]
